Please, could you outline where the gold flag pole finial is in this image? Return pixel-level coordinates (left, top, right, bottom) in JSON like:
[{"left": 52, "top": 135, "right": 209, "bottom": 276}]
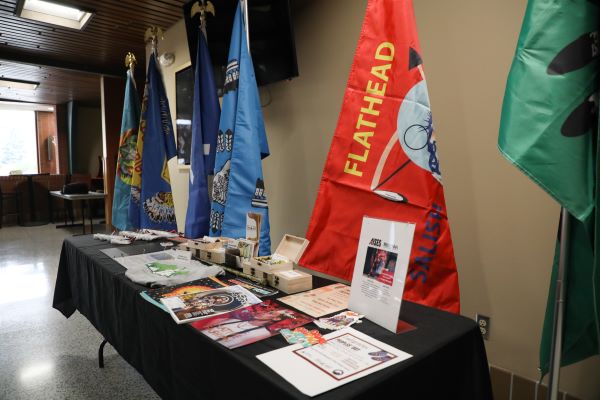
[
  {"left": 144, "top": 26, "right": 165, "bottom": 55},
  {"left": 125, "top": 52, "right": 137, "bottom": 72},
  {"left": 191, "top": 1, "right": 215, "bottom": 32}
]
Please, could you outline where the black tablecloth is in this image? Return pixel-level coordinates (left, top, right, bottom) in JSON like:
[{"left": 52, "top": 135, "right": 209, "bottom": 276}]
[{"left": 52, "top": 235, "right": 492, "bottom": 400}]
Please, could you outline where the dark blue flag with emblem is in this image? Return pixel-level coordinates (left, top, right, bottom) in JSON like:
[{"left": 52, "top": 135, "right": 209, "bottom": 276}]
[
  {"left": 112, "top": 67, "right": 140, "bottom": 231},
  {"left": 129, "top": 53, "right": 178, "bottom": 231},
  {"left": 184, "top": 26, "right": 220, "bottom": 239},
  {"left": 209, "top": 2, "right": 271, "bottom": 254}
]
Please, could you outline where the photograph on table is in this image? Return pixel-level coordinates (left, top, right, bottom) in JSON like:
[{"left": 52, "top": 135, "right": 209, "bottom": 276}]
[
  {"left": 191, "top": 300, "right": 313, "bottom": 349},
  {"left": 362, "top": 246, "right": 397, "bottom": 287}
]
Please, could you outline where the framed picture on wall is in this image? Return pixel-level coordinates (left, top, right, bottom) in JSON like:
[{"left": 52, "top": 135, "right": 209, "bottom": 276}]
[{"left": 175, "top": 62, "right": 193, "bottom": 166}]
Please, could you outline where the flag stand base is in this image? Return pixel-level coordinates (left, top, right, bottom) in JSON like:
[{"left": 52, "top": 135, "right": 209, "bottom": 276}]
[{"left": 396, "top": 319, "right": 417, "bottom": 334}]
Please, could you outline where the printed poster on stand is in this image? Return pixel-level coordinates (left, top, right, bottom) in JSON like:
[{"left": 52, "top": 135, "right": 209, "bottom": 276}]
[{"left": 348, "top": 216, "right": 415, "bottom": 332}]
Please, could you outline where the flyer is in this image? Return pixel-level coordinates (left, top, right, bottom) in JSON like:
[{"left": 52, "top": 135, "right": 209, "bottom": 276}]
[
  {"left": 348, "top": 217, "right": 415, "bottom": 332},
  {"left": 160, "top": 285, "right": 262, "bottom": 324},
  {"left": 278, "top": 283, "right": 350, "bottom": 318},
  {"left": 257, "top": 327, "right": 412, "bottom": 397},
  {"left": 191, "top": 300, "right": 312, "bottom": 349}
]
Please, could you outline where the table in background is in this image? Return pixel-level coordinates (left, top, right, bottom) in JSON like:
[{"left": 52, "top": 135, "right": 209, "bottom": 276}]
[
  {"left": 52, "top": 235, "right": 492, "bottom": 400},
  {"left": 49, "top": 191, "right": 106, "bottom": 234}
]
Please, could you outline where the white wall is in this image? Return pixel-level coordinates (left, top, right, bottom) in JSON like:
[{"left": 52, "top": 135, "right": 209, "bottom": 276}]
[{"left": 158, "top": 2, "right": 600, "bottom": 398}]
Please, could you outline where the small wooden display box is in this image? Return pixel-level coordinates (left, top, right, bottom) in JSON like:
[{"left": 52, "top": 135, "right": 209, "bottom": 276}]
[
  {"left": 243, "top": 234, "right": 309, "bottom": 280},
  {"left": 268, "top": 269, "right": 313, "bottom": 294},
  {"left": 179, "top": 237, "right": 230, "bottom": 264}
]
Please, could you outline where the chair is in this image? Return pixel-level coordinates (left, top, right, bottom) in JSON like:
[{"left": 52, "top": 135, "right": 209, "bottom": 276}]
[{"left": 0, "top": 178, "right": 23, "bottom": 228}]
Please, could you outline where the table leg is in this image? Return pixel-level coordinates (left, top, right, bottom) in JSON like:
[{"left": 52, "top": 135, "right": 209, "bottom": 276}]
[
  {"left": 98, "top": 339, "right": 108, "bottom": 368},
  {"left": 48, "top": 193, "right": 53, "bottom": 224},
  {"left": 28, "top": 176, "right": 35, "bottom": 221},
  {"left": 81, "top": 200, "right": 86, "bottom": 235},
  {"left": 89, "top": 199, "right": 94, "bottom": 234}
]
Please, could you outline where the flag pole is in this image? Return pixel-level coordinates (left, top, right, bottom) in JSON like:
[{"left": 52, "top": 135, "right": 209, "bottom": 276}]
[
  {"left": 240, "top": 0, "right": 250, "bottom": 52},
  {"left": 125, "top": 52, "right": 136, "bottom": 78},
  {"left": 546, "top": 207, "right": 570, "bottom": 400}
]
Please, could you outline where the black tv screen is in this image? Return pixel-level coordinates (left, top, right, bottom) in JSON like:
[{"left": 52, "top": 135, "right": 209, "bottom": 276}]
[{"left": 183, "top": 0, "right": 298, "bottom": 94}]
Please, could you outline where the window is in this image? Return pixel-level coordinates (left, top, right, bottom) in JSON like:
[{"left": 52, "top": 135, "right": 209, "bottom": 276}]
[{"left": 0, "top": 110, "right": 38, "bottom": 175}]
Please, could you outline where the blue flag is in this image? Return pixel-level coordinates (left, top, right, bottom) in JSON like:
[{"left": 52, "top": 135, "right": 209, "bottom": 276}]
[
  {"left": 209, "top": 2, "right": 271, "bottom": 255},
  {"left": 184, "top": 27, "right": 220, "bottom": 239},
  {"left": 112, "top": 69, "right": 140, "bottom": 231},
  {"left": 129, "top": 53, "right": 178, "bottom": 231}
]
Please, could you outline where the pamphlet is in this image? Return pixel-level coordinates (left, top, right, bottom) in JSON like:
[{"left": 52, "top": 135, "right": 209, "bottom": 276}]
[
  {"left": 223, "top": 277, "right": 278, "bottom": 298},
  {"left": 191, "top": 300, "right": 312, "bottom": 349},
  {"left": 141, "top": 276, "right": 229, "bottom": 309},
  {"left": 278, "top": 283, "right": 350, "bottom": 318},
  {"left": 315, "top": 311, "right": 364, "bottom": 331},
  {"left": 160, "top": 285, "right": 262, "bottom": 324},
  {"left": 257, "top": 327, "right": 412, "bottom": 397},
  {"left": 348, "top": 217, "right": 415, "bottom": 333},
  {"left": 280, "top": 328, "right": 327, "bottom": 347}
]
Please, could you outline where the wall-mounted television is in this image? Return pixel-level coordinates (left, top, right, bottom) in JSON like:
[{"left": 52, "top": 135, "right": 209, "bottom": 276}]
[{"left": 183, "top": 0, "right": 298, "bottom": 94}]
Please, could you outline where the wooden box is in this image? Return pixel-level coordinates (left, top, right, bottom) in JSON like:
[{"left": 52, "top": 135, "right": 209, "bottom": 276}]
[
  {"left": 248, "top": 234, "right": 309, "bottom": 272},
  {"left": 243, "top": 258, "right": 293, "bottom": 280},
  {"left": 268, "top": 270, "right": 313, "bottom": 294},
  {"left": 199, "top": 247, "right": 226, "bottom": 264}
]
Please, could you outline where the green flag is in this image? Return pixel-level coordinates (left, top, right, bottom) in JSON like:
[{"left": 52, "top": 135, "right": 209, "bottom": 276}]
[{"left": 498, "top": 0, "right": 600, "bottom": 375}]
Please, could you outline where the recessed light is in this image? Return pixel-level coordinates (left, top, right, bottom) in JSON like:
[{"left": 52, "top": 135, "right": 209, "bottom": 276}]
[
  {"left": 16, "top": 0, "right": 94, "bottom": 30},
  {"left": 0, "top": 78, "right": 39, "bottom": 90},
  {"left": 0, "top": 101, "right": 55, "bottom": 111}
]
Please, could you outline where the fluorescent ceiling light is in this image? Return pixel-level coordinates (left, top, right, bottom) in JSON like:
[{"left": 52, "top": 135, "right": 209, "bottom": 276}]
[
  {"left": 0, "top": 78, "right": 39, "bottom": 90},
  {"left": 0, "top": 101, "right": 54, "bottom": 112},
  {"left": 17, "top": 0, "right": 94, "bottom": 30}
]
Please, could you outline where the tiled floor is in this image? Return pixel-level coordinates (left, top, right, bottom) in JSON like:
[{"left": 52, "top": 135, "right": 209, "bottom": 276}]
[{"left": 0, "top": 223, "right": 160, "bottom": 400}]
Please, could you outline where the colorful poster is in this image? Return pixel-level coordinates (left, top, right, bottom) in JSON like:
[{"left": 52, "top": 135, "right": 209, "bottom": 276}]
[
  {"left": 160, "top": 285, "right": 261, "bottom": 324},
  {"left": 191, "top": 300, "right": 312, "bottom": 349},
  {"left": 299, "top": 0, "right": 460, "bottom": 313},
  {"left": 348, "top": 217, "right": 415, "bottom": 332}
]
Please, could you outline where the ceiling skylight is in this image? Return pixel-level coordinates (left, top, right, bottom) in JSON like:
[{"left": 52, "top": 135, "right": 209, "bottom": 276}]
[
  {"left": 17, "top": 0, "right": 94, "bottom": 30},
  {"left": 0, "top": 78, "right": 39, "bottom": 91}
]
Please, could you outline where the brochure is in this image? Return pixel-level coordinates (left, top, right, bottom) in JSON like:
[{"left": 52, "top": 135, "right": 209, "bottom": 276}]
[
  {"left": 191, "top": 300, "right": 313, "bottom": 349},
  {"left": 223, "top": 277, "right": 278, "bottom": 298},
  {"left": 160, "top": 285, "right": 262, "bottom": 324},
  {"left": 278, "top": 283, "right": 350, "bottom": 318},
  {"left": 348, "top": 217, "right": 415, "bottom": 333},
  {"left": 257, "top": 327, "right": 412, "bottom": 397},
  {"left": 141, "top": 276, "right": 229, "bottom": 309}
]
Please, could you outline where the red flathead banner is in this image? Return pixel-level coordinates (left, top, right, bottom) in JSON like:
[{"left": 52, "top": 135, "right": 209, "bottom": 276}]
[{"left": 300, "top": 0, "right": 460, "bottom": 313}]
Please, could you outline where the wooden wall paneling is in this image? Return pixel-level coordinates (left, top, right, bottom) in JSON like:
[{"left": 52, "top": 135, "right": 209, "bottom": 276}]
[
  {"left": 35, "top": 111, "right": 59, "bottom": 174},
  {"left": 100, "top": 75, "right": 125, "bottom": 230}
]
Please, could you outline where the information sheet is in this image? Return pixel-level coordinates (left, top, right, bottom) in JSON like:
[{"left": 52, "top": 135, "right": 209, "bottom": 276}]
[
  {"left": 278, "top": 283, "right": 350, "bottom": 317},
  {"left": 348, "top": 217, "right": 415, "bottom": 332},
  {"left": 257, "top": 327, "right": 412, "bottom": 397}
]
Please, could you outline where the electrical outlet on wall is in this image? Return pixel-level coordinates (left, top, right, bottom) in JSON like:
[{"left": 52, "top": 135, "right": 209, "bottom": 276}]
[{"left": 476, "top": 314, "right": 490, "bottom": 340}]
